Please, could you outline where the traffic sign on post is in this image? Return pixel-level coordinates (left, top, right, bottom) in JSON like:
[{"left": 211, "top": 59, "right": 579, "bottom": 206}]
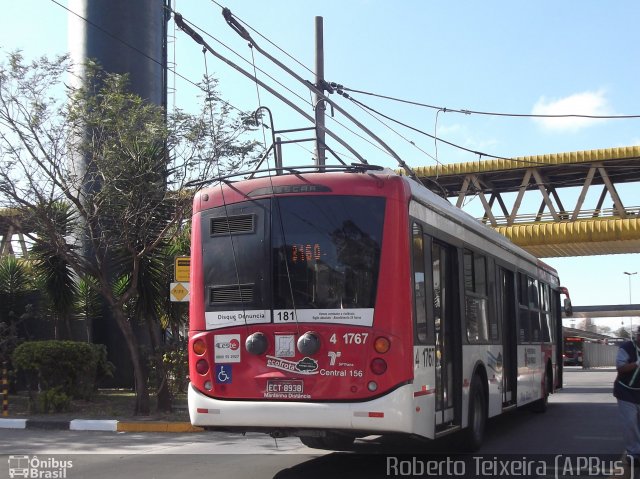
[
  {"left": 175, "top": 256, "right": 190, "bottom": 282},
  {"left": 170, "top": 282, "right": 190, "bottom": 302}
]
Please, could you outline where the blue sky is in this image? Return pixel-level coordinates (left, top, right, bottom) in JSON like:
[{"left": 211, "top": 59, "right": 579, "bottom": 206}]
[{"left": 1, "top": 1, "right": 639, "bottom": 329}]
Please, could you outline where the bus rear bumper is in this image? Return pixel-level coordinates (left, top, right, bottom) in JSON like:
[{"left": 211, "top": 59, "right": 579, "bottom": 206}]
[{"left": 188, "top": 383, "right": 417, "bottom": 436}]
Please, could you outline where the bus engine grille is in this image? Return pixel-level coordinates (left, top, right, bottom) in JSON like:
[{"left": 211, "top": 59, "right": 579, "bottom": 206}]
[
  {"left": 210, "top": 284, "right": 254, "bottom": 305},
  {"left": 210, "top": 215, "right": 255, "bottom": 236}
]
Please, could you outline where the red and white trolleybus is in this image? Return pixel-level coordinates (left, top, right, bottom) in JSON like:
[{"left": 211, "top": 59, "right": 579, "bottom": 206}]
[{"left": 187, "top": 165, "right": 568, "bottom": 451}]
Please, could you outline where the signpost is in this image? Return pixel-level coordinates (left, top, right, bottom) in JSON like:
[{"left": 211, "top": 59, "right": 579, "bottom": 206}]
[
  {"left": 175, "top": 256, "right": 191, "bottom": 283},
  {"left": 171, "top": 256, "right": 190, "bottom": 302}
]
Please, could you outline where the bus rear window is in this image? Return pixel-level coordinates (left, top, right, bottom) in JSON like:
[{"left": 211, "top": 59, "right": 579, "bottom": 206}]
[{"left": 272, "top": 196, "right": 385, "bottom": 310}]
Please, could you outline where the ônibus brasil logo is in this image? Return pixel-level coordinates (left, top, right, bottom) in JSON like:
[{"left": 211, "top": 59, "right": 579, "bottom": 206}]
[{"left": 8, "top": 455, "right": 73, "bottom": 478}]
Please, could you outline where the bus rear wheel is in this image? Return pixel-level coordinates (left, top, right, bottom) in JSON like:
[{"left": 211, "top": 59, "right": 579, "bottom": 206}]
[
  {"left": 460, "top": 374, "right": 487, "bottom": 452},
  {"left": 299, "top": 436, "right": 326, "bottom": 449},
  {"left": 531, "top": 368, "right": 551, "bottom": 413}
]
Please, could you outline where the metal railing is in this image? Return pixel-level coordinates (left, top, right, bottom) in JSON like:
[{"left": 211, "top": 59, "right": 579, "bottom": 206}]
[{"left": 480, "top": 206, "right": 640, "bottom": 226}]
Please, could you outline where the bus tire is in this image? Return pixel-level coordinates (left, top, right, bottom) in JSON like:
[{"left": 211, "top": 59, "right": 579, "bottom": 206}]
[
  {"left": 300, "top": 436, "right": 326, "bottom": 449},
  {"left": 461, "top": 374, "right": 487, "bottom": 452},
  {"left": 322, "top": 432, "right": 356, "bottom": 451},
  {"left": 531, "top": 367, "right": 551, "bottom": 413}
]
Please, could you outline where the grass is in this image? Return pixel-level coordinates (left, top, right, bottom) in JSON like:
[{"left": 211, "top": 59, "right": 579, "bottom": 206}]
[{"left": 4, "top": 389, "right": 189, "bottom": 421}]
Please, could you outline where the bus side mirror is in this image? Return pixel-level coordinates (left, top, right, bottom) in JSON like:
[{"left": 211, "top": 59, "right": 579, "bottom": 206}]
[{"left": 564, "top": 298, "right": 573, "bottom": 316}]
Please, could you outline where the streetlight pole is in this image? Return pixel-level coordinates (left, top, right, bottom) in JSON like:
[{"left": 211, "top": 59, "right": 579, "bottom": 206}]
[{"left": 625, "top": 271, "right": 637, "bottom": 334}]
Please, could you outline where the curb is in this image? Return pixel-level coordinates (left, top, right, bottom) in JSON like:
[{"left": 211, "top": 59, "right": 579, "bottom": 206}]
[
  {"left": 0, "top": 418, "right": 203, "bottom": 433},
  {"left": 117, "top": 422, "right": 203, "bottom": 433}
]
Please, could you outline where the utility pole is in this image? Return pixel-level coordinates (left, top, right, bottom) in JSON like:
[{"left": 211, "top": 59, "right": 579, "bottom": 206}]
[{"left": 314, "top": 16, "right": 326, "bottom": 166}]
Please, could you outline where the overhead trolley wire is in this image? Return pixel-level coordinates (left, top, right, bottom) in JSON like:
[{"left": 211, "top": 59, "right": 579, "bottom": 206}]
[
  {"left": 182, "top": 16, "right": 313, "bottom": 108},
  {"left": 198, "top": 8, "right": 640, "bottom": 174},
  {"left": 174, "top": 10, "right": 375, "bottom": 166},
  {"left": 339, "top": 91, "right": 546, "bottom": 165},
  {"left": 221, "top": 7, "right": 424, "bottom": 180},
  {"left": 340, "top": 86, "right": 640, "bottom": 120},
  {"left": 169, "top": 8, "right": 391, "bottom": 167},
  {"left": 54, "top": 0, "right": 428, "bottom": 173},
  {"left": 346, "top": 94, "right": 442, "bottom": 166},
  {"left": 196, "top": 5, "right": 475, "bottom": 172},
  {"left": 180, "top": 14, "right": 401, "bottom": 165},
  {"left": 57, "top": 0, "right": 630, "bottom": 181},
  {"left": 335, "top": 90, "right": 640, "bottom": 170},
  {"left": 209, "top": 0, "right": 316, "bottom": 78}
]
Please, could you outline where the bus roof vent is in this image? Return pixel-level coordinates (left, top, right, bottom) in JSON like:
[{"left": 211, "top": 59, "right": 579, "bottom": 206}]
[
  {"left": 210, "top": 214, "right": 255, "bottom": 236},
  {"left": 210, "top": 284, "right": 254, "bottom": 305}
]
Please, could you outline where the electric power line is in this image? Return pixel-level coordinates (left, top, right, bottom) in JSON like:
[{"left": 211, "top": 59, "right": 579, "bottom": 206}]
[
  {"left": 179, "top": 10, "right": 402, "bottom": 165},
  {"left": 339, "top": 91, "right": 548, "bottom": 166},
  {"left": 182, "top": 16, "right": 313, "bottom": 108},
  {"left": 338, "top": 92, "right": 640, "bottom": 172},
  {"left": 209, "top": 0, "right": 316, "bottom": 78},
  {"left": 347, "top": 94, "right": 441, "bottom": 166},
  {"left": 340, "top": 86, "right": 640, "bottom": 120},
  {"left": 53, "top": 0, "right": 640, "bottom": 177},
  {"left": 175, "top": 9, "right": 388, "bottom": 165}
]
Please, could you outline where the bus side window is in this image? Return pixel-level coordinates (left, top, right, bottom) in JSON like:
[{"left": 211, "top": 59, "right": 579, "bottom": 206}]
[
  {"left": 518, "top": 272, "right": 530, "bottom": 343},
  {"left": 464, "top": 249, "right": 493, "bottom": 344},
  {"left": 540, "top": 283, "right": 552, "bottom": 343},
  {"left": 412, "top": 223, "right": 428, "bottom": 343},
  {"left": 528, "top": 277, "right": 541, "bottom": 343}
]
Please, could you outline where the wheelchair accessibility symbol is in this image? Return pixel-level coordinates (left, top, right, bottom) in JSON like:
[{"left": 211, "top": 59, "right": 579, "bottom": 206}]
[{"left": 215, "top": 364, "right": 232, "bottom": 384}]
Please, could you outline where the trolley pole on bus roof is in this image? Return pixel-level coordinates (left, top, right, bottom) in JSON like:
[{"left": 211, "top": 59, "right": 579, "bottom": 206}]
[{"left": 314, "top": 16, "right": 326, "bottom": 167}]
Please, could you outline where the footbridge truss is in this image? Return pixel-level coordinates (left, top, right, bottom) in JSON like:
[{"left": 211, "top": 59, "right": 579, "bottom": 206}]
[
  {"left": 413, "top": 145, "right": 640, "bottom": 257},
  {"left": 0, "top": 208, "right": 32, "bottom": 258}
]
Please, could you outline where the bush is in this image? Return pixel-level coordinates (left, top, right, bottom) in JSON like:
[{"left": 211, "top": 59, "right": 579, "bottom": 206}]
[
  {"left": 162, "top": 339, "right": 189, "bottom": 396},
  {"left": 12, "top": 340, "right": 114, "bottom": 404},
  {"left": 38, "top": 387, "right": 71, "bottom": 413},
  {"left": 147, "top": 339, "right": 189, "bottom": 397}
]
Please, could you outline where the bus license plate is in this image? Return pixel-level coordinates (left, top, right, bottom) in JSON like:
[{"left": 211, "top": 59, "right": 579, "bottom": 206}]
[{"left": 266, "top": 379, "right": 304, "bottom": 394}]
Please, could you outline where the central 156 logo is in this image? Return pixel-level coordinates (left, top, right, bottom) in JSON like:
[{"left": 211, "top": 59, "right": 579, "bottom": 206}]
[{"left": 328, "top": 351, "right": 342, "bottom": 366}]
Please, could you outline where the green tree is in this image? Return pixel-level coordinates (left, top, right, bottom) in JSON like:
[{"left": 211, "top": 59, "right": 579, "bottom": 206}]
[
  {"left": 30, "top": 202, "right": 78, "bottom": 340},
  {"left": 74, "top": 276, "right": 102, "bottom": 343},
  {"left": 0, "top": 256, "right": 34, "bottom": 362},
  {"left": 0, "top": 52, "right": 257, "bottom": 414},
  {"left": 617, "top": 327, "right": 631, "bottom": 339}
]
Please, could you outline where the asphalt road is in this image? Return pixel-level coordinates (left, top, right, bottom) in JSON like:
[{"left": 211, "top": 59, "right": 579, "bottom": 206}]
[{"left": 0, "top": 368, "right": 626, "bottom": 479}]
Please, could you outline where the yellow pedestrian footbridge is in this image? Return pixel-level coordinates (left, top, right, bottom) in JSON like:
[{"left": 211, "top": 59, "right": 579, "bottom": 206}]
[
  {"left": 413, "top": 145, "right": 640, "bottom": 257},
  {"left": 495, "top": 217, "right": 640, "bottom": 257}
]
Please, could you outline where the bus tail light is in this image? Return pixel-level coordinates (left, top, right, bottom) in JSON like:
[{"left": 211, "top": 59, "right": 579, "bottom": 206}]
[
  {"left": 374, "top": 336, "right": 390, "bottom": 354},
  {"left": 196, "top": 359, "right": 209, "bottom": 375},
  {"left": 370, "top": 358, "right": 387, "bottom": 375},
  {"left": 193, "top": 339, "right": 207, "bottom": 355}
]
